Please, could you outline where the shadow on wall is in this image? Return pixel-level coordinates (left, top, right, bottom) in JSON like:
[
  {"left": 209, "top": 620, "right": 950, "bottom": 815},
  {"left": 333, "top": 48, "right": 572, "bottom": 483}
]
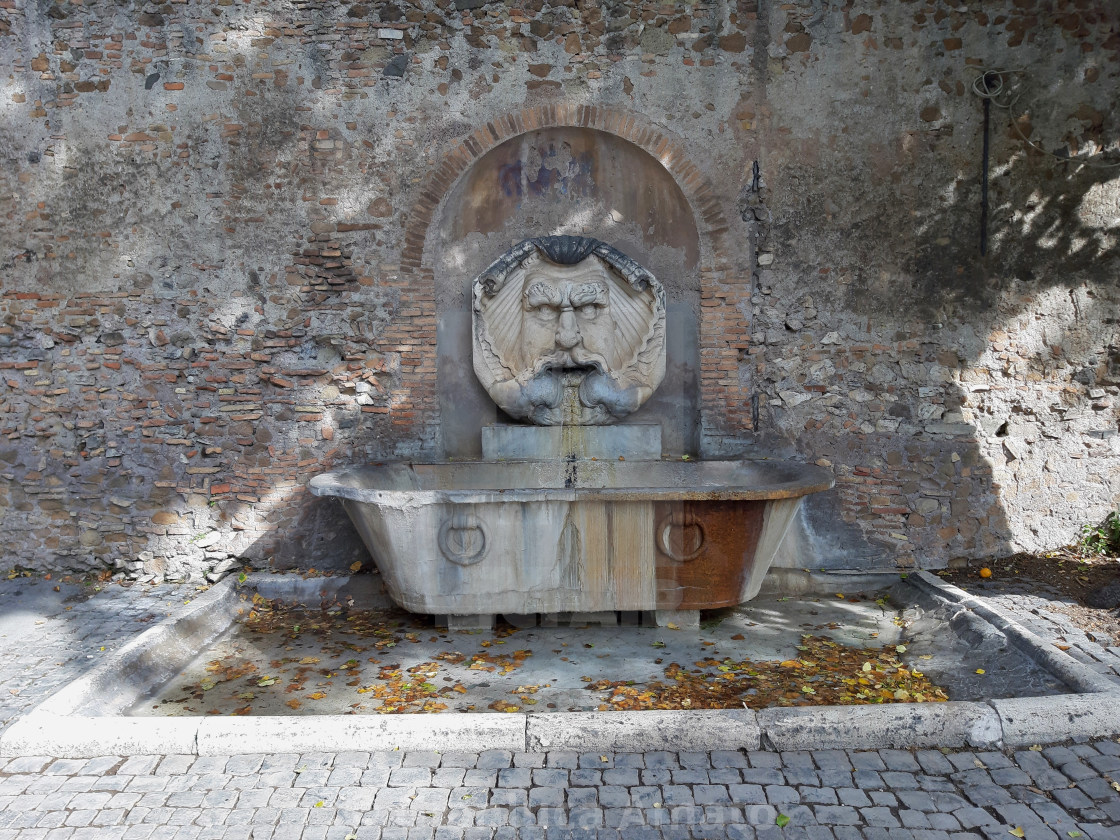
[
  {"left": 911, "top": 149, "right": 1120, "bottom": 556},
  {"left": 909, "top": 150, "right": 1120, "bottom": 319},
  {"left": 757, "top": 105, "right": 1120, "bottom": 571},
  {"left": 0, "top": 4, "right": 413, "bottom": 580}
]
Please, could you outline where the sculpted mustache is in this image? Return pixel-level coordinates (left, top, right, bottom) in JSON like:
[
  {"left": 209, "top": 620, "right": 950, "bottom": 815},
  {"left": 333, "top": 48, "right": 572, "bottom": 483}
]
[{"left": 527, "top": 350, "right": 607, "bottom": 377}]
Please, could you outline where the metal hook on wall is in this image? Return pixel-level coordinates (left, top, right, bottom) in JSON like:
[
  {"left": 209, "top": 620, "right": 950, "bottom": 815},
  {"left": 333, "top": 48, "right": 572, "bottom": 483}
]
[{"left": 978, "top": 70, "right": 1000, "bottom": 257}]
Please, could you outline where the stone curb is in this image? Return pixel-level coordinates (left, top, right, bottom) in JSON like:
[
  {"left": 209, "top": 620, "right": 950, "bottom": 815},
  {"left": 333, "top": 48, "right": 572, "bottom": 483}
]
[
  {"left": 250, "top": 573, "right": 392, "bottom": 608},
  {"left": 992, "top": 693, "right": 1120, "bottom": 747},
  {"left": 907, "top": 571, "right": 1120, "bottom": 695},
  {"left": 4, "top": 698, "right": 1086, "bottom": 758},
  {"left": 3, "top": 574, "right": 1120, "bottom": 758},
  {"left": 34, "top": 577, "right": 241, "bottom": 718},
  {"left": 757, "top": 701, "right": 1002, "bottom": 751},
  {"left": 2, "top": 714, "right": 200, "bottom": 759},
  {"left": 526, "top": 710, "right": 761, "bottom": 752},
  {"left": 195, "top": 714, "right": 526, "bottom": 755}
]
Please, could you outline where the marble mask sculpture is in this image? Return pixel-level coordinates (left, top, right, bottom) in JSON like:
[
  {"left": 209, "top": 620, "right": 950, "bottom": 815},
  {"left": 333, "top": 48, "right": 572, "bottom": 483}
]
[{"left": 472, "top": 236, "right": 666, "bottom": 425}]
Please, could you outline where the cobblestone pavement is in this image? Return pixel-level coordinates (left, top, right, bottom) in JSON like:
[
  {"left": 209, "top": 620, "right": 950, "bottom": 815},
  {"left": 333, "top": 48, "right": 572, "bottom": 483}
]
[
  {"left": 2, "top": 745, "right": 1119, "bottom": 840},
  {"left": 2, "top": 579, "right": 1119, "bottom": 840},
  {"left": 0, "top": 579, "right": 192, "bottom": 736}
]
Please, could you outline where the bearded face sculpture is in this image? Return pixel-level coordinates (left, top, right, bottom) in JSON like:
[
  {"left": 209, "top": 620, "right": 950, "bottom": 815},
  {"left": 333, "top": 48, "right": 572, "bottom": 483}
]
[{"left": 472, "top": 236, "right": 666, "bottom": 425}]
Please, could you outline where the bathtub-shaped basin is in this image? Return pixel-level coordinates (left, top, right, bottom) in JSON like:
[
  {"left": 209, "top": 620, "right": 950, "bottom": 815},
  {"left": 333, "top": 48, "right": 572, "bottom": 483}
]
[{"left": 309, "top": 459, "right": 834, "bottom": 615}]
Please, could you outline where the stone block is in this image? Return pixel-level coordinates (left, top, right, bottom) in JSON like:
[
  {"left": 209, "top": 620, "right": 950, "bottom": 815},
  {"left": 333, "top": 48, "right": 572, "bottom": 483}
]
[
  {"left": 439, "top": 614, "right": 495, "bottom": 631},
  {"left": 0, "top": 715, "right": 198, "bottom": 760},
  {"left": 992, "top": 694, "right": 1120, "bottom": 747},
  {"left": 481, "top": 424, "right": 663, "bottom": 461},
  {"left": 645, "top": 609, "right": 700, "bottom": 629},
  {"left": 195, "top": 714, "right": 525, "bottom": 755},
  {"left": 526, "top": 710, "right": 760, "bottom": 752},
  {"left": 757, "top": 702, "right": 1001, "bottom": 751}
]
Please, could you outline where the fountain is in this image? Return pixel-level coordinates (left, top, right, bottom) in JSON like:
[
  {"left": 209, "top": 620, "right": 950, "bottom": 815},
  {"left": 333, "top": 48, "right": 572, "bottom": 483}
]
[{"left": 310, "top": 236, "right": 833, "bottom": 624}]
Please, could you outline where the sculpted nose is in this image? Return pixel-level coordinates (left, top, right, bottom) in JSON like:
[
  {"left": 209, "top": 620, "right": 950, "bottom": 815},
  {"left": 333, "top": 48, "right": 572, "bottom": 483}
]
[{"left": 555, "top": 308, "right": 580, "bottom": 349}]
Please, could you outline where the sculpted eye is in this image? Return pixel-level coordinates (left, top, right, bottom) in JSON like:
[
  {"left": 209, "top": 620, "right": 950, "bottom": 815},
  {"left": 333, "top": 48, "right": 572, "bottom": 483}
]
[{"left": 525, "top": 281, "right": 562, "bottom": 311}]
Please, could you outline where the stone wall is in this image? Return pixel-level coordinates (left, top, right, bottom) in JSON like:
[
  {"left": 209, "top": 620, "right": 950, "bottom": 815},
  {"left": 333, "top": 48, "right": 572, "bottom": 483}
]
[{"left": 1, "top": 0, "right": 1117, "bottom": 581}]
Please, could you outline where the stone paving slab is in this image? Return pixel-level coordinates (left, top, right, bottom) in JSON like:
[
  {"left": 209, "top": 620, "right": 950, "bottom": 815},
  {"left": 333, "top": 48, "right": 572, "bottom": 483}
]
[
  {"left": 1, "top": 578, "right": 1119, "bottom": 839},
  {"left": 133, "top": 583, "right": 905, "bottom": 719}
]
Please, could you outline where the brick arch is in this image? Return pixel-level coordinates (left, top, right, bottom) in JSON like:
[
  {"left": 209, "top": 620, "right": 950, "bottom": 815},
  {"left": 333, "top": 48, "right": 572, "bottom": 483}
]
[
  {"left": 387, "top": 105, "right": 751, "bottom": 454},
  {"left": 400, "top": 104, "right": 733, "bottom": 274}
]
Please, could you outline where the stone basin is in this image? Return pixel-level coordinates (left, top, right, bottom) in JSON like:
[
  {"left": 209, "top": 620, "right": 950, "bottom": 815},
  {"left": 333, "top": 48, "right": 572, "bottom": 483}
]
[{"left": 309, "top": 459, "right": 834, "bottom": 616}]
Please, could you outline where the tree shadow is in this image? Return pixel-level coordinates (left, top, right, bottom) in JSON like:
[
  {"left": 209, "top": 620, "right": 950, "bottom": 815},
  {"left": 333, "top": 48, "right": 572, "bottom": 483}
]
[
  {"left": 753, "top": 92, "right": 1120, "bottom": 568},
  {"left": 904, "top": 150, "right": 1120, "bottom": 320}
]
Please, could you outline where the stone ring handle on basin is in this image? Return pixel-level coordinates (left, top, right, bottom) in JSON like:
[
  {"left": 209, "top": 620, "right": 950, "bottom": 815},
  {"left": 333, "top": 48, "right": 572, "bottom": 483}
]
[
  {"left": 438, "top": 512, "right": 490, "bottom": 566},
  {"left": 657, "top": 512, "right": 705, "bottom": 562}
]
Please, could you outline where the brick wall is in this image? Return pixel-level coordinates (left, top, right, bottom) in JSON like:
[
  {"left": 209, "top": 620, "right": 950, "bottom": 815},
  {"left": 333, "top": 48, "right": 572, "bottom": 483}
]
[{"left": 1, "top": 0, "right": 1117, "bottom": 580}]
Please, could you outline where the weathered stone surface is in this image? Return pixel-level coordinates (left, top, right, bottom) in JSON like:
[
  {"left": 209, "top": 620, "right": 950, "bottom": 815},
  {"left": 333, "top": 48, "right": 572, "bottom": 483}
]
[
  {"left": 481, "top": 424, "right": 663, "bottom": 461},
  {"left": 472, "top": 236, "right": 666, "bottom": 426},
  {"left": 310, "top": 459, "right": 832, "bottom": 613},
  {"left": 0, "top": 0, "right": 1116, "bottom": 579},
  {"left": 1085, "top": 580, "right": 1120, "bottom": 609},
  {"left": 758, "top": 702, "right": 1002, "bottom": 751}
]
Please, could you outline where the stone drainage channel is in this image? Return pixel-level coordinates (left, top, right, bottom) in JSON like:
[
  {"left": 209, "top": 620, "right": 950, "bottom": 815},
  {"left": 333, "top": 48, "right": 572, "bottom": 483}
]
[{"left": 1, "top": 573, "right": 1117, "bottom": 759}]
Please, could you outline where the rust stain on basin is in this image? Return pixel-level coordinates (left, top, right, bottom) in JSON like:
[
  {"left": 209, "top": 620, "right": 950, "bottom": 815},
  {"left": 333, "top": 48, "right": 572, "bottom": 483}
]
[{"left": 655, "top": 500, "right": 766, "bottom": 610}]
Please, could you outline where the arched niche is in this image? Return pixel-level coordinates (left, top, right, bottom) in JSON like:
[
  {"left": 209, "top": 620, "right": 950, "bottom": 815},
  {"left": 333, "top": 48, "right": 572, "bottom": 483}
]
[{"left": 428, "top": 126, "right": 703, "bottom": 458}]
